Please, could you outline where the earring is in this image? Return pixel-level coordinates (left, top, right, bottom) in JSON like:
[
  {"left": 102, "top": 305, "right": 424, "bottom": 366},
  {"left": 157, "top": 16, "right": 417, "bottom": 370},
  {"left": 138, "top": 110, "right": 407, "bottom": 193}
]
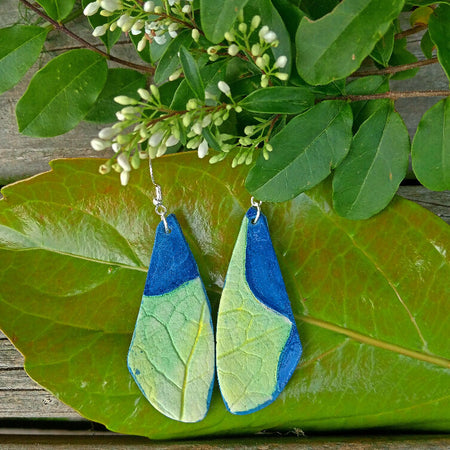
[
  {"left": 216, "top": 198, "right": 302, "bottom": 414},
  {"left": 127, "top": 158, "right": 215, "bottom": 423}
]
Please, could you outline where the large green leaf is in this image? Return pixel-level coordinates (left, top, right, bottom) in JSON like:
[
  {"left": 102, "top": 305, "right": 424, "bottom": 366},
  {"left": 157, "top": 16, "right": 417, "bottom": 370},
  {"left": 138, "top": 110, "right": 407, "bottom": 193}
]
[
  {"left": 0, "top": 155, "right": 449, "bottom": 438},
  {"left": 240, "top": 86, "right": 315, "bottom": 114},
  {"left": 429, "top": 4, "right": 450, "bottom": 80},
  {"left": 200, "top": 0, "right": 250, "bottom": 43},
  {"left": 84, "top": 68, "right": 147, "bottom": 124},
  {"left": 179, "top": 46, "right": 205, "bottom": 101},
  {"left": 0, "top": 25, "right": 49, "bottom": 94},
  {"left": 16, "top": 49, "right": 108, "bottom": 137},
  {"left": 36, "top": 0, "right": 75, "bottom": 21},
  {"left": 412, "top": 97, "right": 450, "bottom": 191},
  {"left": 295, "top": 0, "right": 404, "bottom": 85},
  {"left": 370, "top": 24, "right": 395, "bottom": 67},
  {"left": 246, "top": 100, "right": 353, "bottom": 202},
  {"left": 333, "top": 103, "right": 410, "bottom": 220}
]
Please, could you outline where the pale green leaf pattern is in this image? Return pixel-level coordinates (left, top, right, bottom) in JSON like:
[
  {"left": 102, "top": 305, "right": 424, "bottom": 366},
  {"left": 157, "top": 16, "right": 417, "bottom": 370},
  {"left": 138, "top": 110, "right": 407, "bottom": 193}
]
[
  {"left": 128, "top": 277, "right": 215, "bottom": 423},
  {"left": 216, "top": 217, "right": 293, "bottom": 414}
]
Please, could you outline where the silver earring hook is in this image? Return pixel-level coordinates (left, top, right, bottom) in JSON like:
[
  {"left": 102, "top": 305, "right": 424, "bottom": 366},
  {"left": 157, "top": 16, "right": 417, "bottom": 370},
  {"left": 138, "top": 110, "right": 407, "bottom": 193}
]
[
  {"left": 149, "top": 157, "right": 170, "bottom": 233},
  {"left": 250, "top": 197, "right": 262, "bottom": 224}
]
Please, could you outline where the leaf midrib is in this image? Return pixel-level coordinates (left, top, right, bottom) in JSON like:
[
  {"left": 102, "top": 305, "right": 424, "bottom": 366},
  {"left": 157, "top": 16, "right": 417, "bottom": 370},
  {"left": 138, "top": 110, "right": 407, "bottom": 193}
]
[
  {"left": 0, "top": 28, "right": 46, "bottom": 65},
  {"left": 298, "top": 315, "right": 449, "bottom": 369},
  {"left": 254, "top": 104, "right": 344, "bottom": 191}
]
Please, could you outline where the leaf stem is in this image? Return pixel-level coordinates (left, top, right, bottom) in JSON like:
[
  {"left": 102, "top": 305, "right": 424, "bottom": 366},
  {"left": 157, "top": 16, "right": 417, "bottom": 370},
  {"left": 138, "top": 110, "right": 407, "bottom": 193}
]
[
  {"left": 18, "top": 0, "right": 155, "bottom": 74},
  {"left": 328, "top": 90, "right": 450, "bottom": 102},
  {"left": 352, "top": 57, "right": 438, "bottom": 77},
  {"left": 395, "top": 24, "right": 428, "bottom": 40}
]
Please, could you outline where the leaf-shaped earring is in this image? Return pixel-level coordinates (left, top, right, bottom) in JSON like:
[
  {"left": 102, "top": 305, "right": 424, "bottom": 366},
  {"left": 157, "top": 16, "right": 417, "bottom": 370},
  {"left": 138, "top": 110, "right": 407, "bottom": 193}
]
[
  {"left": 127, "top": 159, "right": 215, "bottom": 423},
  {"left": 216, "top": 198, "right": 302, "bottom": 414}
]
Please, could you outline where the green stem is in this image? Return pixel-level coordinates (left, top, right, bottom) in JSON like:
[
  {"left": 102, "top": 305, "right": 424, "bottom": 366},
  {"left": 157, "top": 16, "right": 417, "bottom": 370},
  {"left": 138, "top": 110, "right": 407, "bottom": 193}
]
[{"left": 352, "top": 57, "right": 438, "bottom": 77}]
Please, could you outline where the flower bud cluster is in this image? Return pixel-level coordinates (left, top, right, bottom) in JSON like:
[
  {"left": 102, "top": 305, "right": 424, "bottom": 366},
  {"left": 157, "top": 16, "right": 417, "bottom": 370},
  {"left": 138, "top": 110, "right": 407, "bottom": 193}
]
[
  {"left": 90, "top": 81, "right": 244, "bottom": 184},
  {"left": 83, "top": 0, "right": 199, "bottom": 50},
  {"left": 206, "top": 15, "right": 289, "bottom": 87}
]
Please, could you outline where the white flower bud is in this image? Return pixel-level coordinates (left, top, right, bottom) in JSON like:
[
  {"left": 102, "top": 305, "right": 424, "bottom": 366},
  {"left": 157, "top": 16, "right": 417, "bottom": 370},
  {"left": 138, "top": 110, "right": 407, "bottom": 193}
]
[
  {"left": 192, "top": 121, "right": 203, "bottom": 135},
  {"left": 255, "top": 56, "right": 265, "bottom": 69},
  {"left": 149, "top": 131, "right": 164, "bottom": 147},
  {"left": 224, "top": 31, "right": 234, "bottom": 41},
  {"left": 165, "top": 135, "right": 179, "bottom": 147},
  {"left": 154, "top": 5, "right": 163, "bottom": 13},
  {"left": 244, "top": 125, "right": 255, "bottom": 136},
  {"left": 117, "top": 153, "right": 131, "bottom": 171},
  {"left": 92, "top": 24, "right": 108, "bottom": 37},
  {"left": 182, "top": 4, "right": 191, "bottom": 13},
  {"left": 132, "top": 19, "right": 144, "bottom": 31},
  {"left": 112, "top": 142, "right": 121, "bottom": 153},
  {"left": 115, "top": 111, "right": 126, "bottom": 121},
  {"left": 260, "top": 74, "right": 269, "bottom": 88},
  {"left": 186, "top": 98, "right": 197, "bottom": 110},
  {"left": 263, "top": 31, "right": 277, "bottom": 43},
  {"left": 101, "top": 0, "right": 121, "bottom": 12},
  {"left": 198, "top": 139, "right": 209, "bottom": 158},
  {"left": 228, "top": 44, "right": 239, "bottom": 56},
  {"left": 251, "top": 15, "right": 261, "bottom": 30},
  {"left": 251, "top": 43, "right": 261, "bottom": 57},
  {"left": 168, "top": 30, "right": 178, "bottom": 38},
  {"left": 99, "top": 127, "right": 118, "bottom": 140},
  {"left": 191, "top": 28, "right": 200, "bottom": 42},
  {"left": 218, "top": 80, "right": 231, "bottom": 96},
  {"left": 99, "top": 164, "right": 110, "bottom": 174},
  {"left": 150, "top": 84, "right": 160, "bottom": 101},
  {"left": 265, "top": 143, "right": 273, "bottom": 152},
  {"left": 83, "top": 2, "right": 100, "bottom": 16},
  {"left": 274, "top": 55, "right": 287, "bottom": 69},
  {"left": 137, "top": 37, "right": 147, "bottom": 52},
  {"left": 169, "top": 68, "right": 182, "bottom": 81},
  {"left": 258, "top": 25, "right": 269, "bottom": 40},
  {"left": 235, "top": 105, "right": 242, "bottom": 113},
  {"left": 110, "top": 22, "right": 118, "bottom": 31},
  {"left": 143, "top": 0, "right": 154, "bottom": 12},
  {"left": 138, "top": 88, "right": 151, "bottom": 101},
  {"left": 182, "top": 114, "right": 191, "bottom": 127},
  {"left": 90, "top": 138, "right": 108, "bottom": 151},
  {"left": 120, "top": 170, "right": 130, "bottom": 186},
  {"left": 114, "top": 95, "right": 138, "bottom": 105},
  {"left": 275, "top": 72, "right": 289, "bottom": 81},
  {"left": 100, "top": 10, "right": 113, "bottom": 16},
  {"left": 202, "top": 114, "right": 212, "bottom": 127},
  {"left": 238, "top": 23, "right": 247, "bottom": 33}
]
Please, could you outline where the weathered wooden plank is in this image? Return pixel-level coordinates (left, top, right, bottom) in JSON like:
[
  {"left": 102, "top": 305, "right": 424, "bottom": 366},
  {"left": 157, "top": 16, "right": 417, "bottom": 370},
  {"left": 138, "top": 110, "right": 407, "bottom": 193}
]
[{"left": 0, "top": 434, "right": 449, "bottom": 449}]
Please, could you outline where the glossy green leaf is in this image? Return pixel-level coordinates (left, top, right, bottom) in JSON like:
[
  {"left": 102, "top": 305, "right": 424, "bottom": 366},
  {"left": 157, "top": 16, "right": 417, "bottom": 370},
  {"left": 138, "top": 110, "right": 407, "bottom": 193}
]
[
  {"left": 85, "top": 68, "right": 147, "bottom": 124},
  {"left": 272, "top": 0, "right": 306, "bottom": 39},
  {"left": 421, "top": 30, "right": 435, "bottom": 59},
  {"left": 82, "top": 0, "right": 121, "bottom": 51},
  {"left": 429, "top": 4, "right": 450, "bottom": 80},
  {"left": 16, "top": 49, "right": 107, "bottom": 137},
  {"left": 295, "top": 0, "right": 404, "bottom": 85},
  {"left": 0, "top": 155, "right": 449, "bottom": 439},
  {"left": 246, "top": 100, "right": 353, "bottom": 202},
  {"left": 200, "top": 0, "right": 250, "bottom": 43},
  {"left": 179, "top": 46, "right": 205, "bottom": 101},
  {"left": 0, "top": 25, "right": 48, "bottom": 94},
  {"left": 240, "top": 87, "right": 315, "bottom": 114},
  {"left": 345, "top": 75, "right": 390, "bottom": 131},
  {"left": 389, "top": 37, "right": 419, "bottom": 81},
  {"left": 245, "top": 0, "right": 292, "bottom": 74},
  {"left": 36, "top": 0, "right": 75, "bottom": 21},
  {"left": 154, "top": 30, "right": 193, "bottom": 84},
  {"left": 299, "top": 0, "right": 340, "bottom": 19},
  {"left": 333, "top": 103, "right": 410, "bottom": 220},
  {"left": 412, "top": 97, "right": 450, "bottom": 191},
  {"left": 406, "top": 0, "right": 450, "bottom": 6},
  {"left": 370, "top": 24, "right": 395, "bottom": 67}
]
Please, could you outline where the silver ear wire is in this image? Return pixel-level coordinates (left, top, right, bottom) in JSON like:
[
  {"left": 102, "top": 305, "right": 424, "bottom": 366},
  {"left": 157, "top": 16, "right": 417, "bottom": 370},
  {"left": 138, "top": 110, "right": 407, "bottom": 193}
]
[
  {"left": 149, "top": 157, "right": 170, "bottom": 233},
  {"left": 250, "top": 197, "right": 262, "bottom": 224}
]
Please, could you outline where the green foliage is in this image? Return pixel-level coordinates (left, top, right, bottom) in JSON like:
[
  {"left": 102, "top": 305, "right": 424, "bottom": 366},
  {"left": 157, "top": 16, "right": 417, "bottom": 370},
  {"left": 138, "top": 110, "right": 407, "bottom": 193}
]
[
  {"left": 295, "top": 0, "right": 404, "bottom": 85},
  {"left": 1, "top": 0, "right": 450, "bottom": 219},
  {"left": 16, "top": 49, "right": 107, "bottom": 136},
  {"left": 246, "top": 101, "right": 353, "bottom": 201},
  {"left": 332, "top": 103, "right": 410, "bottom": 220},
  {"left": 412, "top": 97, "right": 450, "bottom": 191},
  {"left": 0, "top": 155, "right": 449, "bottom": 438},
  {"left": 429, "top": 4, "right": 450, "bottom": 79}
]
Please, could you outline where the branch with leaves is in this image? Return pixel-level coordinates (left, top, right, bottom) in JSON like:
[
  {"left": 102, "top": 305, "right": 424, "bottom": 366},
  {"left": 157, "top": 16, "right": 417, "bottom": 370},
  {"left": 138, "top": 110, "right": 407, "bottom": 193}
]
[{"left": 1, "top": 0, "right": 449, "bottom": 220}]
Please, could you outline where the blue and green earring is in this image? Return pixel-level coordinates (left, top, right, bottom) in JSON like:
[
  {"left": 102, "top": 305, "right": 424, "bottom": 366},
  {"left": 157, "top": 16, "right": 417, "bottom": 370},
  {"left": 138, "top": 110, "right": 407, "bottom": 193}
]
[
  {"left": 216, "top": 198, "right": 302, "bottom": 414},
  {"left": 127, "top": 159, "right": 215, "bottom": 423}
]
